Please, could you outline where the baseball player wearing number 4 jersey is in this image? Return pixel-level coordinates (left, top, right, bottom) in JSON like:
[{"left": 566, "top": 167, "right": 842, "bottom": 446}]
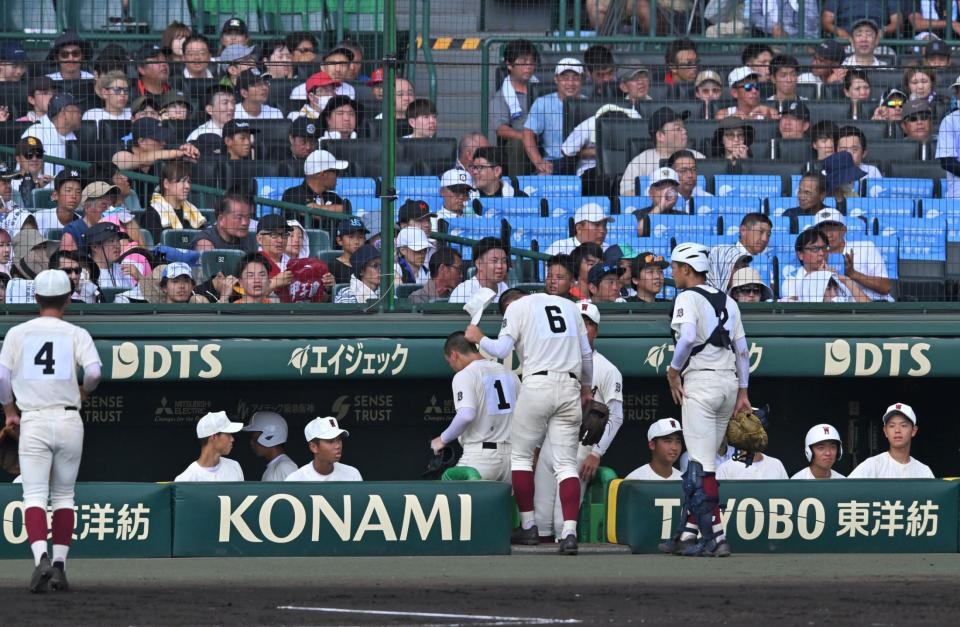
[
  {"left": 432, "top": 332, "right": 518, "bottom": 481},
  {"left": 534, "top": 302, "right": 623, "bottom": 540},
  {"left": 661, "top": 243, "right": 752, "bottom": 558},
  {"left": 465, "top": 288, "right": 593, "bottom": 556},
  {"left": 0, "top": 269, "right": 102, "bottom": 593}
]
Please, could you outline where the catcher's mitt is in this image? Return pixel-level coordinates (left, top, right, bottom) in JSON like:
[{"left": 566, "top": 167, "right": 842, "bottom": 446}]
[
  {"left": 579, "top": 400, "right": 609, "bottom": 446},
  {"left": 0, "top": 424, "right": 19, "bottom": 476},
  {"left": 726, "top": 409, "right": 768, "bottom": 463},
  {"left": 421, "top": 444, "right": 460, "bottom": 480}
]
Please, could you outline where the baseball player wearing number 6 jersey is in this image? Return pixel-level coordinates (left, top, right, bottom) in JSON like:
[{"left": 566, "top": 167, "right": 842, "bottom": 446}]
[
  {"left": 534, "top": 302, "right": 623, "bottom": 540},
  {"left": 431, "top": 332, "right": 518, "bottom": 481},
  {"left": 0, "top": 269, "right": 102, "bottom": 593},
  {"left": 465, "top": 288, "right": 593, "bottom": 555},
  {"left": 661, "top": 243, "right": 751, "bottom": 558}
]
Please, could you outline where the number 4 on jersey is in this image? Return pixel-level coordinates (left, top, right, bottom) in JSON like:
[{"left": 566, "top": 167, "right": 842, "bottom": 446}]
[{"left": 34, "top": 342, "right": 56, "bottom": 375}]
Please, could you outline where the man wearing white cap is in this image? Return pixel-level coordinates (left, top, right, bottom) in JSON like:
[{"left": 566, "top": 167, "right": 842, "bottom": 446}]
[
  {"left": 814, "top": 207, "right": 892, "bottom": 301},
  {"left": 715, "top": 67, "right": 779, "bottom": 121},
  {"left": 285, "top": 416, "right": 362, "bottom": 482},
  {"left": 174, "top": 411, "right": 245, "bottom": 482},
  {"left": 281, "top": 149, "right": 349, "bottom": 228},
  {"left": 626, "top": 419, "right": 684, "bottom": 480},
  {"left": 523, "top": 58, "right": 584, "bottom": 175},
  {"left": 544, "top": 202, "right": 612, "bottom": 256},
  {"left": 619, "top": 107, "right": 704, "bottom": 195},
  {"left": 792, "top": 424, "right": 845, "bottom": 480},
  {"left": 243, "top": 411, "right": 299, "bottom": 481},
  {"left": 160, "top": 262, "right": 197, "bottom": 304},
  {"left": 395, "top": 226, "right": 432, "bottom": 284},
  {"left": 0, "top": 269, "right": 101, "bottom": 592},
  {"left": 848, "top": 403, "right": 933, "bottom": 479},
  {"left": 437, "top": 168, "right": 477, "bottom": 222}
]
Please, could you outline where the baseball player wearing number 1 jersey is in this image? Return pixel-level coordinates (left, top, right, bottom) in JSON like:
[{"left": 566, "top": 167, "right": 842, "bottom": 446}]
[
  {"left": 533, "top": 302, "right": 623, "bottom": 541},
  {"left": 662, "top": 243, "right": 751, "bottom": 558},
  {"left": 432, "top": 332, "right": 518, "bottom": 481},
  {"left": 465, "top": 288, "right": 593, "bottom": 555},
  {"left": 0, "top": 269, "right": 102, "bottom": 593}
]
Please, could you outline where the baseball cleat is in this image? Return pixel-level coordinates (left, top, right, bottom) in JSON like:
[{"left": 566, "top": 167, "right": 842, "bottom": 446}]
[
  {"left": 558, "top": 534, "right": 578, "bottom": 555},
  {"left": 658, "top": 536, "right": 696, "bottom": 555},
  {"left": 510, "top": 525, "right": 540, "bottom": 545},
  {"left": 29, "top": 555, "right": 53, "bottom": 593},
  {"left": 49, "top": 562, "right": 69, "bottom": 591},
  {"left": 682, "top": 538, "right": 731, "bottom": 558}
]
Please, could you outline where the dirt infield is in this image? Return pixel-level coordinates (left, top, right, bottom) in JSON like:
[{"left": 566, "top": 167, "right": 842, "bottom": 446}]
[{"left": 3, "top": 549, "right": 959, "bottom": 625}]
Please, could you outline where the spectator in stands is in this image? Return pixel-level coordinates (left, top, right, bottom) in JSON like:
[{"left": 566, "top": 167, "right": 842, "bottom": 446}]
[
  {"left": 32, "top": 169, "right": 82, "bottom": 232},
  {"left": 872, "top": 87, "right": 907, "bottom": 121},
  {"left": 286, "top": 220, "right": 308, "bottom": 260},
  {"left": 93, "top": 43, "right": 129, "bottom": 79},
  {"left": 287, "top": 32, "right": 318, "bottom": 69},
  {"left": 668, "top": 150, "right": 711, "bottom": 200},
  {"left": 143, "top": 160, "right": 207, "bottom": 243},
  {"left": 321, "top": 47, "right": 357, "bottom": 99},
  {"left": 815, "top": 208, "right": 893, "bottom": 300},
  {"left": 523, "top": 58, "right": 585, "bottom": 175},
  {"left": 709, "top": 213, "right": 773, "bottom": 287},
  {"left": 337, "top": 40, "right": 365, "bottom": 82},
  {"left": 409, "top": 247, "right": 462, "bottom": 304},
  {"left": 563, "top": 104, "right": 640, "bottom": 193},
  {"left": 822, "top": 2, "right": 901, "bottom": 39},
  {"left": 545, "top": 203, "right": 612, "bottom": 256},
  {"left": 448, "top": 237, "right": 510, "bottom": 303},
  {"left": 797, "top": 40, "right": 846, "bottom": 86},
  {"left": 405, "top": 99, "right": 439, "bottom": 139},
  {"left": 707, "top": 245, "right": 753, "bottom": 292},
  {"left": 751, "top": 0, "right": 821, "bottom": 38},
  {"left": 711, "top": 117, "right": 754, "bottom": 165},
  {"left": 265, "top": 40, "right": 295, "bottom": 79},
  {"left": 21, "top": 93, "right": 81, "bottom": 177},
  {"left": 545, "top": 254, "right": 575, "bottom": 299},
  {"left": 768, "top": 55, "right": 803, "bottom": 104},
  {"left": 282, "top": 150, "right": 349, "bottom": 227},
  {"left": 159, "top": 262, "right": 200, "bottom": 304},
  {"left": 938, "top": 83, "right": 960, "bottom": 196},
  {"left": 220, "top": 17, "right": 250, "bottom": 49},
  {"left": 432, "top": 170, "right": 474, "bottom": 224},
  {"left": 291, "top": 71, "right": 340, "bottom": 121},
  {"left": 728, "top": 267, "right": 772, "bottom": 303},
  {"left": 625, "top": 419, "right": 683, "bottom": 480},
  {"left": 490, "top": 39, "right": 539, "bottom": 173},
  {"left": 320, "top": 96, "right": 359, "bottom": 139},
  {"left": 256, "top": 215, "right": 317, "bottom": 295},
  {"left": 778, "top": 101, "right": 811, "bottom": 141},
  {"left": 664, "top": 38, "right": 698, "bottom": 92},
  {"left": 470, "top": 147, "right": 527, "bottom": 198},
  {"left": 0, "top": 41, "right": 27, "bottom": 83},
  {"left": 131, "top": 95, "right": 161, "bottom": 121},
  {"left": 187, "top": 86, "right": 236, "bottom": 141},
  {"left": 114, "top": 118, "right": 199, "bottom": 171},
  {"left": 367, "top": 69, "right": 385, "bottom": 102},
  {"left": 222, "top": 120, "right": 259, "bottom": 160},
  {"left": 159, "top": 90, "right": 192, "bottom": 121},
  {"left": 841, "top": 19, "right": 887, "bottom": 67},
  {"left": 586, "top": 263, "right": 626, "bottom": 303},
  {"left": 396, "top": 227, "right": 432, "bottom": 284},
  {"left": 134, "top": 44, "right": 171, "bottom": 97},
  {"left": 635, "top": 167, "right": 685, "bottom": 228},
  {"left": 335, "top": 243, "right": 381, "bottom": 303},
  {"left": 921, "top": 39, "right": 952, "bottom": 68},
  {"left": 46, "top": 32, "right": 93, "bottom": 81},
  {"left": 742, "top": 43, "right": 774, "bottom": 83},
  {"left": 98, "top": 162, "right": 141, "bottom": 214},
  {"left": 627, "top": 252, "right": 668, "bottom": 303},
  {"left": 716, "top": 67, "right": 779, "bottom": 121},
  {"left": 904, "top": 65, "right": 941, "bottom": 105},
  {"left": 381, "top": 78, "right": 418, "bottom": 137},
  {"left": 193, "top": 191, "right": 255, "bottom": 252},
  {"left": 843, "top": 69, "right": 872, "bottom": 111},
  {"left": 836, "top": 126, "right": 882, "bottom": 179},
  {"left": 225, "top": 253, "right": 271, "bottom": 304},
  {"left": 16, "top": 77, "right": 56, "bottom": 124},
  {"left": 780, "top": 228, "right": 870, "bottom": 302},
  {"left": 86, "top": 222, "right": 138, "bottom": 290},
  {"left": 900, "top": 99, "right": 935, "bottom": 145},
  {"left": 570, "top": 242, "right": 603, "bottom": 300},
  {"left": 584, "top": 44, "right": 617, "bottom": 100},
  {"left": 457, "top": 132, "right": 490, "bottom": 172},
  {"left": 182, "top": 34, "right": 213, "bottom": 79},
  {"left": 61, "top": 181, "right": 119, "bottom": 253},
  {"left": 11, "top": 137, "right": 52, "bottom": 203},
  {"left": 693, "top": 70, "right": 723, "bottom": 108},
  {"left": 331, "top": 217, "right": 369, "bottom": 283},
  {"left": 822, "top": 150, "right": 866, "bottom": 199},
  {"left": 83, "top": 71, "right": 131, "bottom": 122},
  {"left": 618, "top": 67, "right": 652, "bottom": 107},
  {"left": 620, "top": 107, "right": 704, "bottom": 195},
  {"left": 282, "top": 117, "right": 319, "bottom": 175},
  {"left": 218, "top": 44, "right": 259, "bottom": 87},
  {"left": 848, "top": 404, "right": 934, "bottom": 479},
  {"left": 783, "top": 172, "right": 829, "bottom": 222},
  {"left": 234, "top": 69, "right": 283, "bottom": 120},
  {"left": 811, "top": 120, "right": 837, "bottom": 162},
  {"left": 49, "top": 250, "right": 97, "bottom": 304}
]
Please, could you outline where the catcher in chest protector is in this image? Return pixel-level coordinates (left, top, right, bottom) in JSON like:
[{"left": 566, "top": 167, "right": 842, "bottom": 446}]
[{"left": 661, "top": 243, "right": 752, "bottom": 558}]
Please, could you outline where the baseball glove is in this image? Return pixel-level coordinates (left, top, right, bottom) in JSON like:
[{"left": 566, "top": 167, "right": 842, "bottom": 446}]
[
  {"left": 726, "top": 409, "right": 768, "bottom": 454},
  {"left": 579, "top": 400, "right": 609, "bottom": 446},
  {"left": 421, "top": 445, "right": 460, "bottom": 480},
  {"left": 0, "top": 424, "right": 19, "bottom": 476}
]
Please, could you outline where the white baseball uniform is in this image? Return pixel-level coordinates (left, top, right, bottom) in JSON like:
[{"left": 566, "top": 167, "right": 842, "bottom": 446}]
[
  {"left": 670, "top": 285, "right": 746, "bottom": 472},
  {"left": 791, "top": 467, "right": 846, "bottom": 480},
  {"left": 447, "top": 359, "right": 519, "bottom": 482},
  {"left": 285, "top": 461, "right": 363, "bottom": 481},
  {"left": 626, "top": 464, "right": 682, "bottom": 480},
  {"left": 534, "top": 350, "right": 623, "bottom": 536},
  {"left": 262, "top": 453, "right": 298, "bottom": 482},
  {"left": 716, "top": 455, "right": 789, "bottom": 480},
  {"left": 174, "top": 458, "right": 245, "bottom": 482},
  {"left": 848, "top": 452, "right": 934, "bottom": 479},
  {"left": 0, "top": 317, "right": 100, "bottom": 511}
]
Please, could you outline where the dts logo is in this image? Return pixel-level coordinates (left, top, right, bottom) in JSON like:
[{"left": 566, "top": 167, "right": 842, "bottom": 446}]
[
  {"left": 823, "top": 340, "right": 931, "bottom": 377},
  {"left": 112, "top": 342, "right": 223, "bottom": 380}
]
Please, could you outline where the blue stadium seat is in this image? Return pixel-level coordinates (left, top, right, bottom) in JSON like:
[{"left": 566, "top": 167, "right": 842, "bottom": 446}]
[
  {"left": 769, "top": 217, "right": 795, "bottom": 234},
  {"left": 347, "top": 196, "right": 381, "bottom": 219},
  {"left": 617, "top": 197, "right": 656, "bottom": 217},
  {"left": 336, "top": 178, "right": 377, "bottom": 197},
  {"left": 396, "top": 176, "right": 440, "bottom": 197},
  {"left": 545, "top": 196, "right": 612, "bottom": 220},
  {"left": 515, "top": 175, "right": 582, "bottom": 197},
  {"left": 863, "top": 178, "right": 935, "bottom": 199},
  {"left": 765, "top": 196, "right": 837, "bottom": 217},
  {"left": 693, "top": 196, "right": 762, "bottom": 217},
  {"left": 845, "top": 198, "right": 917, "bottom": 220},
  {"left": 635, "top": 175, "right": 707, "bottom": 196},
  {"left": 479, "top": 197, "right": 542, "bottom": 218},
  {"left": 876, "top": 217, "right": 946, "bottom": 262},
  {"left": 918, "top": 198, "right": 960, "bottom": 218},
  {"left": 714, "top": 175, "right": 783, "bottom": 198},
  {"left": 640, "top": 215, "right": 722, "bottom": 245}
]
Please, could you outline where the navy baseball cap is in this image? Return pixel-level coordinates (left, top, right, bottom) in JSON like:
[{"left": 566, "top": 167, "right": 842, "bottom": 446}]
[
  {"left": 222, "top": 17, "right": 248, "bottom": 34},
  {"left": 86, "top": 222, "right": 127, "bottom": 245},
  {"left": 588, "top": 262, "right": 626, "bottom": 285},
  {"left": 289, "top": 116, "right": 319, "bottom": 139},
  {"left": 222, "top": 119, "right": 260, "bottom": 138},
  {"left": 783, "top": 100, "right": 810, "bottom": 121},
  {"left": 256, "top": 214, "right": 292, "bottom": 234},
  {"left": 132, "top": 118, "right": 174, "bottom": 143},
  {"left": 54, "top": 168, "right": 83, "bottom": 190},
  {"left": 814, "top": 39, "right": 846, "bottom": 63},
  {"left": 350, "top": 244, "right": 380, "bottom": 277},
  {"left": 397, "top": 199, "right": 436, "bottom": 224},
  {"left": 47, "top": 93, "right": 78, "bottom": 119},
  {"left": 337, "top": 216, "right": 369, "bottom": 237},
  {"left": 135, "top": 43, "right": 165, "bottom": 63},
  {"left": 0, "top": 41, "right": 27, "bottom": 63}
]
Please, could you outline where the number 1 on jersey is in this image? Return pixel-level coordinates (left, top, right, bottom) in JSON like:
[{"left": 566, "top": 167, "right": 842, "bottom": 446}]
[{"left": 493, "top": 379, "right": 511, "bottom": 410}]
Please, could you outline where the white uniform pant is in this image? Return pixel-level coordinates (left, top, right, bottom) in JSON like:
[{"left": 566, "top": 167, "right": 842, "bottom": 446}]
[
  {"left": 19, "top": 409, "right": 84, "bottom": 510},
  {"left": 681, "top": 370, "right": 738, "bottom": 472},
  {"left": 458, "top": 442, "right": 511, "bottom": 482},
  {"left": 534, "top": 438, "right": 592, "bottom": 537},
  {"left": 510, "top": 373, "right": 581, "bottom": 481}
]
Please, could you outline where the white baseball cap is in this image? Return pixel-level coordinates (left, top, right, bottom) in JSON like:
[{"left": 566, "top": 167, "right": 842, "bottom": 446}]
[
  {"left": 646, "top": 166, "right": 679, "bottom": 194},
  {"left": 305, "top": 416, "right": 350, "bottom": 441},
  {"left": 574, "top": 202, "right": 614, "bottom": 224},
  {"left": 162, "top": 262, "right": 193, "bottom": 281},
  {"left": 242, "top": 410, "right": 289, "bottom": 446},
  {"left": 882, "top": 402, "right": 917, "bottom": 425},
  {"left": 647, "top": 418, "right": 683, "bottom": 442},
  {"left": 555, "top": 57, "right": 584, "bottom": 75},
  {"left": 34, "top": 269, "right": 72, "bottom": 297},
  {"left": 440, "top": 168, "right": 475, "bottom": 189},
  {"left": 670, "top": 242, "right": 710, "bottom": 273},
  {"left": 814, "top": 207, "right": 845, "bottom": 227},
  {"left": 305, "top": 149, "right": 348, "bottom": 176},
  {"left": 578, "top": 301, "right": 600, "bottom": 325},
  {"left": 196, "top": 411, "right": 244, "bottom": 439},
  {"left": 804, "top": 423, "right": 843, "bottom": 462},
  {"left": 396, "top": 226, "right": 431, "bottom": 251},
  {"left": 727, "top": 66, "right": 758, "bottom": 86}
]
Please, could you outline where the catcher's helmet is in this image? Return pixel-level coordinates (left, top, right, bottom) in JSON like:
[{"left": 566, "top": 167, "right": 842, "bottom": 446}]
[
  {"left": 242, "top": 411, "right": 289, "bottom": 447},
  {"left": 804, "top": 423, "right": 843, "bottom": 462}
]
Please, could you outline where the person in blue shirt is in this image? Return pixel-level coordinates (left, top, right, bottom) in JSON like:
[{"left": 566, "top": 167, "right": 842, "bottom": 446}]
[{"left": 522, "top": 58, "right": 584, "bottom": 176}]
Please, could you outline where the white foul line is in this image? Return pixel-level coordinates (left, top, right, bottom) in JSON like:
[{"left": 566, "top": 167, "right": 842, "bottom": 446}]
[{"left": 277, "top": 605, "right": 582, "bottom": 625}]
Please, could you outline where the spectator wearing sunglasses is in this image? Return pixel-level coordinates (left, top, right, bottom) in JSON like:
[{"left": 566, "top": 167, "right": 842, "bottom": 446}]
[
  {"left": 871, "top": 88, "right": 907, "bottom": 122},
  {"left": 46, "top": 32, "right": 93, "bottom": 81},
  {"left": 900, "top": 100, "right": 935, "bottom": 144},
  {"left": 727, "top": 268, "right": 772, "bottom": 303},
  {"left": 715, "top": 67, "right": 779, "bottom": 121},
  {"left": 83, "top": 71, "right": 131, "bottom": 122}
]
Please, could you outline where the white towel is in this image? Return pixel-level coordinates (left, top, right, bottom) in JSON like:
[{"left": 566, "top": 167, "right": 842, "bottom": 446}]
[{"left": 502, "top": 75, "right": 538, "bottom": 120}]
